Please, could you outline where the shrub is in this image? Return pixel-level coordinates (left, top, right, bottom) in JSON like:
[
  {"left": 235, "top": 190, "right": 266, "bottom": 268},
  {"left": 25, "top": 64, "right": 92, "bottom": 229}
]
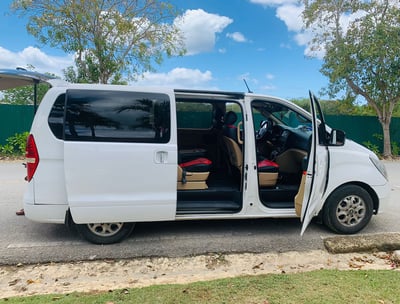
[
  {"left": 391, "top": 141, "right": 399, "bottom": 157},
  {"left": 0, "top": 132, "right": 29, "bottom": 156},
  {"left": 362, "top": 140, "right": 381, "bottom": 157}
]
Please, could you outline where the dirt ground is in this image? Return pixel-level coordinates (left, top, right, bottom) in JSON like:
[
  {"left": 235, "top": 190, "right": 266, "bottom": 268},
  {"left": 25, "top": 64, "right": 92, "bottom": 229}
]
[{"left": 1, "top": 250, "right": 399, "bottom": 299}]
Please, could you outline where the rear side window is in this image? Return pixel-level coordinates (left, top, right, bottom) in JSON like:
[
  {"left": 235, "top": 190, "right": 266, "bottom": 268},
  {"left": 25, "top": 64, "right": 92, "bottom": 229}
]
[
  {"left": 48, "top": 93, "right": 66, "bottom": 139},
  {"left": 64, "top": 89, "right": 170, "bottom": 143}
]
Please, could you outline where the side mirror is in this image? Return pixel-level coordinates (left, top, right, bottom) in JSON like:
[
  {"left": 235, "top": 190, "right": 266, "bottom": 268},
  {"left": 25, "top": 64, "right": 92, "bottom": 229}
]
[{"left": 330, "top": 129, "right": 345, "bottom": 146}]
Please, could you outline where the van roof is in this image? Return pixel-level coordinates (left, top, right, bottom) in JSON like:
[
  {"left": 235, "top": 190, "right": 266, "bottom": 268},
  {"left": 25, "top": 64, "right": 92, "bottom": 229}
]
[
  {"left": 0, "top": 68, "right": 260, "bottom": 100},
  {"left": 175, "top": 89, "right": 245, "bottom": 99}
]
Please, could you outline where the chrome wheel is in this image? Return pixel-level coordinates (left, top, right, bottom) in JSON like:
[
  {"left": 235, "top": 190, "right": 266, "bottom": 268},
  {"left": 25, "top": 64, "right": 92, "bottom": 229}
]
[
  {"left": 76, "top": 221, "right": 135, "bottom": 244},
  {"left": 323, "top": 185, "right": 373, "bottom": 234},
  {"left": 336, "top": 195, "right": 366, "bottom": 227},
  {"left": 87, "top": 222, "right": 124, "bottom": 237}
]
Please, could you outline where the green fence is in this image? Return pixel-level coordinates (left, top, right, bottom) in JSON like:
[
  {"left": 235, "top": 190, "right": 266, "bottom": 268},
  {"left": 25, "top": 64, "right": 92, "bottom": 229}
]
[
  {"left": 1, "top": 104, "right": 398, "bottom": 153},
  {"left": 325, "top": 115, "right": 400, "bottom": 152},
  {"left": 0, "top": 105, "right": 35, "bottom": 145}
]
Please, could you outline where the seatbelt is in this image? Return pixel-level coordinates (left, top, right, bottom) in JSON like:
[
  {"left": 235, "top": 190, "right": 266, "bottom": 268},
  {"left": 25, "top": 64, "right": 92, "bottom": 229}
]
[{"left": 182, "top": 169, "right": 187, "bottom": 184}]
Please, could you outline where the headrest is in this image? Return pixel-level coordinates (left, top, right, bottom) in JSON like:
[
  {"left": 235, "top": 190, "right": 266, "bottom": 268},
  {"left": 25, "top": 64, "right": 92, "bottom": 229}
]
[{"left": 224, "top": 111, "right": 237, "bottom": 125}]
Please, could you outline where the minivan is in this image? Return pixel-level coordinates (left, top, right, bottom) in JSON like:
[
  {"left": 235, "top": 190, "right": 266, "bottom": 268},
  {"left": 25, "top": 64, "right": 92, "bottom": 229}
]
[{"left": 0, "top": 69, "right": 390, "bottom": 244}]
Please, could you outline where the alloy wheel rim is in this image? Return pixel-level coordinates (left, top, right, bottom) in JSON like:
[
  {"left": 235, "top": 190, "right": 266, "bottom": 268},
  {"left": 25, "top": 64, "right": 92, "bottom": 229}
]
[
  {"left": 336, "top": 195, "right": 366, "bottom": 227},
  {"left": 87, "top": 223, "right": 123, "bottom": 237}
]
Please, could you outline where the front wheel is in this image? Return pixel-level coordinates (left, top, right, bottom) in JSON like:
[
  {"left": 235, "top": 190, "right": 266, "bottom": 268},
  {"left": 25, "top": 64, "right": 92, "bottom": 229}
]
[
  {"left": 322, "top": 185, "right": 373, "bottom": 234},
  {"left": 76, "top": 222, "right": 135, "bottom": 244}
]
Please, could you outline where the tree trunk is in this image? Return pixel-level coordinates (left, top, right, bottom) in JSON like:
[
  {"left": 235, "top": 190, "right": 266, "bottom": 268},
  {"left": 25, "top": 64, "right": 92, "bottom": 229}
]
[{"left": 381, "top": 120, "right": 392, "bottom": 158}]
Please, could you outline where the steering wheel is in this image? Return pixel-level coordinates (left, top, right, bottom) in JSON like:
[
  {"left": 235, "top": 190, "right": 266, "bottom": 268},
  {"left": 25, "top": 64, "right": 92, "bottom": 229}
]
[{"left": 256, "top": 119, "right": 272, "bottom": 141}]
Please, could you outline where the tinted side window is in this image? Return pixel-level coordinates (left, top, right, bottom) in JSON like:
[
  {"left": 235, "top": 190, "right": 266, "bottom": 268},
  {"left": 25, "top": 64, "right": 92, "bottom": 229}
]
[
  {"left": 48, "top": 93, "right": 66, "bottom": 139},
  {"left": 64, "top": 90, "right": 170, "bottom": 143}
]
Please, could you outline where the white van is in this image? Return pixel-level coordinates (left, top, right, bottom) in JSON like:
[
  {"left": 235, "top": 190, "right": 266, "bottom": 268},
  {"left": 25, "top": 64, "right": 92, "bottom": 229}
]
[{"left": 1, "top": 69, "right": 390, "bottom": 244}]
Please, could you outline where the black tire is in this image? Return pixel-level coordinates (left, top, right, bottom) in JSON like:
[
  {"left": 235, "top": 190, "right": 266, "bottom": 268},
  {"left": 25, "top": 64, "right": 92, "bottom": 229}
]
[
  {"left": 76, "top": 222, "right": 135, "bottom": 244},
  {"left": 322, "top": 185, "right": 373, "bottom": 234}
]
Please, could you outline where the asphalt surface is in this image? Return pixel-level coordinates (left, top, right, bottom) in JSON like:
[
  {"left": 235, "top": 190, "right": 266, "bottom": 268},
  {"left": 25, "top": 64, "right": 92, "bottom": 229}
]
[{"left": 0, "top": 160, "right": 399, "bottom": 265}]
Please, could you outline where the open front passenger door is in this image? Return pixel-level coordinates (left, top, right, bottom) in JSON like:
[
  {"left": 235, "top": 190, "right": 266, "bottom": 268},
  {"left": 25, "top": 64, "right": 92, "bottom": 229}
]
[{"left": 300, "top": 91, "right": 330, "bottom": 235}]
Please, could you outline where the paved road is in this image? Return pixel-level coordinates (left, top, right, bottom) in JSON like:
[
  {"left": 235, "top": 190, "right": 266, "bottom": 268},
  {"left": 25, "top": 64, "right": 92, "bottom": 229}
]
[{"left": 0, "top": 160, "right": 399, "bottom": 265}]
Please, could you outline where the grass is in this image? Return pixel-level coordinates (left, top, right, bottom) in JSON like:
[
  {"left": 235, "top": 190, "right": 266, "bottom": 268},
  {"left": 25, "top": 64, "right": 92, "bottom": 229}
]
[{"left": 2, "top": 270, "right": 400, "bottom": 304}]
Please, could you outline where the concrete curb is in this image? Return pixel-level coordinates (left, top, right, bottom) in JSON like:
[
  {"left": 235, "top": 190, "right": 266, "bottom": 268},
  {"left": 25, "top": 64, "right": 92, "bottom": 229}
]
[{"left": 323, "top": 232, "right": 400, "bottom": 254}]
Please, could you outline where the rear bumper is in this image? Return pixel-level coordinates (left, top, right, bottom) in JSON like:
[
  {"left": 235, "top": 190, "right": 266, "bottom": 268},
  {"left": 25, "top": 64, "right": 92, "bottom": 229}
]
[{"left": 23, "top": 201, "right": 68, "bottom": 224}]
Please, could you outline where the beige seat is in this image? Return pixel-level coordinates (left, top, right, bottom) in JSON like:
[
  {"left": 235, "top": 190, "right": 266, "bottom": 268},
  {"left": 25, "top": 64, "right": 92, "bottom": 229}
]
[
  {"left": 177, "top": 166, "right": 210, "bottom": 190},
  {"left": 275, "top": 148, "right": 307, "bottom": 174},
  {"left": 177, "top": 157, "right": 212, "bottom": 190},
  {"left": 223, "top": 136, "right": 243, "bottom": 173},
  {"left": 223, "top": 136, "right": 278, "bottom": 187}
]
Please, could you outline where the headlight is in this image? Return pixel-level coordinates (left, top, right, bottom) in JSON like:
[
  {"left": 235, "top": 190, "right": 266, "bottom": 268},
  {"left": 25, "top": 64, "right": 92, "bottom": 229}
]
[{"left": 369, "top": 156, "right": 388, "bottom": 180}]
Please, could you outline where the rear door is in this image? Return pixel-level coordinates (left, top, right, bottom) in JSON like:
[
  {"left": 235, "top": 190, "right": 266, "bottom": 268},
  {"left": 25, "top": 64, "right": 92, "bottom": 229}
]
[
  {"left": 63, "top": 88, "right": 177, "bottom": 224},
  {"left": 0, "top": 68, "right": 57, "bottom": 112},
  {"left": 300, "top": 92, "right": 329, "bottom": 235},
  {"left": 0, "top": 68, "right": 54, "bottom": 90}
]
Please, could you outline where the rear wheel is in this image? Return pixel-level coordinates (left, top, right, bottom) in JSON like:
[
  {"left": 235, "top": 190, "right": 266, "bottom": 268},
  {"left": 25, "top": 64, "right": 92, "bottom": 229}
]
[
  {"left": 322, "top": 185, "right": 373, "bottom": 234},
  {"left": 76, "top": 222, "right": 135, "bottom": 244}
]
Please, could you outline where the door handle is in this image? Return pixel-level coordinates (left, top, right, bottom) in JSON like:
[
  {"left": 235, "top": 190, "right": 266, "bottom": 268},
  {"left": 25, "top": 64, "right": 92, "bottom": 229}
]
[{"left": 155, "top": 151, "right": 168, "bottom": 164}]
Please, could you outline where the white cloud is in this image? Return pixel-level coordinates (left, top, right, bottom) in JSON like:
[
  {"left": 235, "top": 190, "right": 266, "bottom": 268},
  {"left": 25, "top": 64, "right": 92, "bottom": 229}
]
[
  {"left": 0, "top": 46, "right": 213, "bottom": 88},
  {"left": 0, "top": 46, "right": 73, "bottom": 77},
  {"left": 280, "top": 42, "right": 291, "bottom": 49},
  {"left": 226, "top": 32, "right": 247, "bottom": 43},
  {"left": 249, "top": 0, "right": 298, "bottom": 7},
  {"left": 251, "top": 2, "right": 318, "bottom": 58},
  {"left": 339, "top": 10, "right": 368, "bottom": 32},
  {"left": 265, "top": 73, "right": 275, "bottom": 80},
  {"left": 174, "top": 9, "right": 233, "bottom": 55},
  {"left": 239, "top": 72, "right": 258, "bottom": 84},
  {"left": 276, "top": 4, "right": 303, "bottom": 32},
  {"left": 239, "top": 72, "right": 277, "bottom": 93},
  {"left": 133, "top": 67, "right": 213, "bottom": 89},
  {"left": 261, "top": 84, "right": 277, "bottom": 91},
  {"left": 272, "top": 3, "right": 372, "bottom": 60}
]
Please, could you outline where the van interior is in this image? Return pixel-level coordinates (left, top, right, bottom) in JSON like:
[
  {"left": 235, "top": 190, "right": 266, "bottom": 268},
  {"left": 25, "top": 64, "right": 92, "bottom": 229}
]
[{"left": 175, "top": 91, "right": 312, "bottom": 215}]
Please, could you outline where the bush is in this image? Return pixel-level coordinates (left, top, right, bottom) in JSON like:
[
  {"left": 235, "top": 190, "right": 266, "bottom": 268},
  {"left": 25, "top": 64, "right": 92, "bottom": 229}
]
[
  {"left": 0, "top": 132, "right": 29, "bottom": 157},
  {"left": 392, "top": 141, "right": 399, "bottom": 157},
  {"left": 362, "top": 140, "right": 381, "bottom": 157}
]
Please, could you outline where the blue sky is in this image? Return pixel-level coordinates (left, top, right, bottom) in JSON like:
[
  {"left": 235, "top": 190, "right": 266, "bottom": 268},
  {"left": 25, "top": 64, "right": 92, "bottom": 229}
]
[{"left": 0, "top": 0, "right": 329, "bottom": 99}]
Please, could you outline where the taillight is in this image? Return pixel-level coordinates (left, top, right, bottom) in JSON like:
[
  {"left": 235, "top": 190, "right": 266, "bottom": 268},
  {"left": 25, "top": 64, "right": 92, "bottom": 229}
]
[{"left": 25, "top": 134, "right": 39, "bottom": 182}]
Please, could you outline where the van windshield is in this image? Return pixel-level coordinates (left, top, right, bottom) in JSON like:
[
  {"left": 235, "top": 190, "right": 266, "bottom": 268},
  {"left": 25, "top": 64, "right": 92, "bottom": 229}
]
[{"left": 252, "top": 100, "right": 311, "bottom": 130}]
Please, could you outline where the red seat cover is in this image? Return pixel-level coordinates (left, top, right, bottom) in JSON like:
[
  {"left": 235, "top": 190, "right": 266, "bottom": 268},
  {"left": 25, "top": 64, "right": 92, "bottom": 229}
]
[{"left": 257, "top": 159, "right": 279, "bottom": 173}]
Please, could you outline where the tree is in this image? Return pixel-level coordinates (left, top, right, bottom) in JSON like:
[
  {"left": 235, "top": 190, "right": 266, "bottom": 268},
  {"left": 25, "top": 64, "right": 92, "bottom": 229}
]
[
  {"left": 12, "top": 0, "right": 185, "bottom": 84},
  {"left": 1, "top": 85, "right": 49, "bottom": 105},
  {"left": 302, "top": 0, "right": 400, "bottom": 157},
  {"left": 292, "top": 97, "right": 377, "bottom": 116}
]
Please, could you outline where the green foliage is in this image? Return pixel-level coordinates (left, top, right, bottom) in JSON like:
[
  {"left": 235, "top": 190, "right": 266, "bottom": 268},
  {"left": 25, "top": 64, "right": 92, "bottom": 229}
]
[
  {"left": 0, "top": 65, "right": 52, "bottom": 105},
  {"left": 1, "top": 84, "right": 50, "bottom": 105},
  {"left": 391, "top": 141, "right": 399, "bottom": 157},
  {"left": 362, "top": 141, "right": 380, "bottom": 157},
  {"left": 362, "top": 133, "right": 383, "bottom": 156},
  {"left": 12, "top": 0, "right": 186, "bottom": 84},
  {"left": 373, "top": 133, "right": 383, "bottom": 142},
  {"left": 291, "top": 97, "right": 377, "bottom": 116},
  {"left": 0, "top": 144, "right": 14, "bottom": 156},
  {"left": 63, "top": 65, "right": 131, "bottom": 85},
  {"left": 302, "top": 0, "right": 400, "bottom": 157},
  {"left": 362, "top": 133, "right": 399, "bottom": 157},
  {"left": 0, "top": 132, "right": 29, "bottom": 156}
]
